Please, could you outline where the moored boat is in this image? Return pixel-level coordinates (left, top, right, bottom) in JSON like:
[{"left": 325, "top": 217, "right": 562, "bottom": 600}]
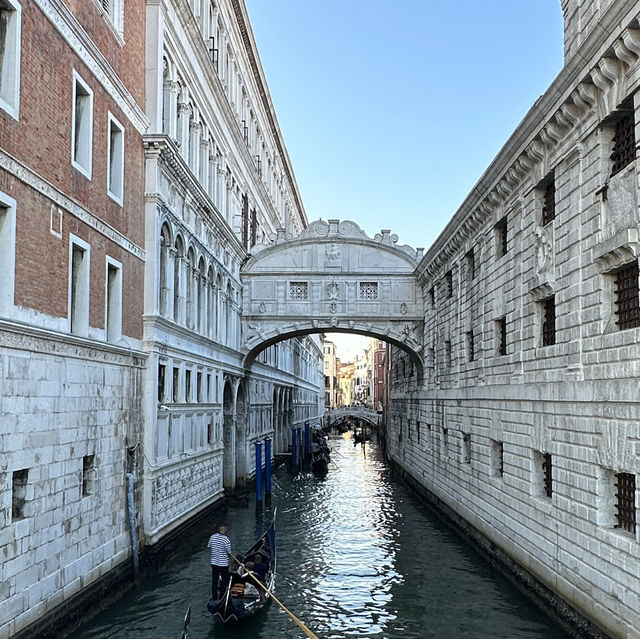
[{"left": 207, "top": 516, "right": 276, "bottom": 624}]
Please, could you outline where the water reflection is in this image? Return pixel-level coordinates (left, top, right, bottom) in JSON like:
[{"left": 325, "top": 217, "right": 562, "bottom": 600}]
[{"left": 71, "top": 435, "right": 569, "bottom": 639}]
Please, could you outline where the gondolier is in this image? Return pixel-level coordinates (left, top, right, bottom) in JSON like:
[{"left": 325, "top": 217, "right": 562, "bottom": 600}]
[{"left": 207, "top": 524, "right": 232, "bottom": 600}]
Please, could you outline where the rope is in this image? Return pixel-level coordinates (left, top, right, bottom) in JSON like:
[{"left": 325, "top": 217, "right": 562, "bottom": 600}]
[{"left": 232, "top": 555, "right": 320, "bottom": 639}]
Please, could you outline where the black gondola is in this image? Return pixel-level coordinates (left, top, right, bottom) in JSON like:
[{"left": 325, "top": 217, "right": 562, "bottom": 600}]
[
  {"left": 207, "top": 516, "right": 276, "bottom": 624},
  {"left": 311, "top": 446, "right": 330, "bottom": 473}
]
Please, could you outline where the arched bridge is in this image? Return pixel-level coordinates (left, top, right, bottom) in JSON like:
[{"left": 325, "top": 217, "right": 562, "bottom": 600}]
[
  {"left": 241, "top": 219, "right": 424, "bottom": 375},
  {"left": 325, "top": 407, "right": 380, "bottom": 427}
]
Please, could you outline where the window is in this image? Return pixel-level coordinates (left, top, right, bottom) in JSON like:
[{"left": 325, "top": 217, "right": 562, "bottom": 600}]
[
  {"left": 289, "top": 281, "right": 308, "bottom": 300},
  {"left": 466, "top": 248, "right": 476, "bottom": 280},
  {"left": 615, "top": 262, "right": 640, "bottom": 330},
  {"left": 444, "top": 340, "right": 451, "bottom": 368},
  {"left": 12, "top": 468, "right": 28, "bottom": 521},
  {"left": 441, "top": 427, "right": 448, "bottom": 458},
  {"left": 69, "top": 236, "right": 90, "bottom": 336},
  {"left": 71, "top": 72, "right": 93, "bottom": 178},
  {"left": 158, "top": 363, "right": 166, "bottom": 401},
  {"left": 0, "top": 0, "right": 21, "bottom": 119},
  {"left": 496, "top": 317, "right": 507, "bottom": 356},
  {"left": 96, "top": 0, "right": 123, "bottom": 34},
  {"left": 462, "top": 433, "right": 471, "bottom": 463},
  {"left": 491, "top": 440, "right": 504, "bottom": 477},
  {"left": 611, "top": 112, "right": 636, "bottom": 177},
  {"left": 541, "top": 296, "right": 556, "bottom": 346},
  {"left": 107, "top": 113, "right": 124, "bottom": 204},
  {"left": 359, "top": 281, "right": 378, "bottom": 300},
  {"left": 429, "top": 286, "right": 435, "bottom": 307},
  {"left": 495, "top": 217, "right": 508, "bottom": 258},
  {"left": 82, "top": 455, "right": 95, "bottom": 496},
  {"left": 172, "top": 366, "right": 179, "bottom": 402},
  {"left": 197, "top": 371, "right": 203, "bottom": 402},
  {"left": 445, "top": 271, "right": 453, "bottom": 298},
  {"left": 185, "top": 369, "right": 191, "bottom": 402},
  {"left": 105, "top": 258, "right": 122, "bottom": 342},
  {"left": 542, "top": 453, "right": 553, "bottom": 498},
  {"left": 466, "top": 330, "right": 474, "bottom": 362},
  {"left": 541, "top": 173, "right": 556, "bottom": 226},
  {"left": 416, "top": 421, "right": 420, "bottom": 444},
  {"left": 0, "top": 191, "right": 16, "bottom": 316},
  {"left": 207, "top": 423, "right": 213, "bottom": 445},
  {"left": 615, "top": 472, "right": 636, "bottom": 534}
]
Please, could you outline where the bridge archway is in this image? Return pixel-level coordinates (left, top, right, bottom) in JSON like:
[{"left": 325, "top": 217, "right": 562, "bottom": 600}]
[{"left": 241, "top": 219, "right": 425, "bottom": 378}]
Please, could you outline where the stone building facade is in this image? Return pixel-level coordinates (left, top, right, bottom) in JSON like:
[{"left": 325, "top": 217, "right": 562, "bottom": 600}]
[
  {"left": 387, "top": 2, "right": 640, "bottom": 637},
  {"left": 0, "top": 0, "right": 323, "bottom": 637}
]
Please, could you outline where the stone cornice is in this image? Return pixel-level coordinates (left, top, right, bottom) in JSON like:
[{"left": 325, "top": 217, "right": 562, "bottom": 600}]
[
  {"left": 0, "top": 148, "right": 145, "bottom": 260},
  {"left": 416, "top": 1, "right": 640, "bottom": 284},
  {"left": 35, "top": 0, "right": 149, "bottom": 133}
]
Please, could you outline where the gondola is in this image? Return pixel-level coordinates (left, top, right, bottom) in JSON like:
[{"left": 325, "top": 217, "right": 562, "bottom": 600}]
[
  {"left": 207, "top": 515, "right": 276, "bottom": 624},
  {"left": 311, "top": 446, "right": 330, "bottom": 473}
]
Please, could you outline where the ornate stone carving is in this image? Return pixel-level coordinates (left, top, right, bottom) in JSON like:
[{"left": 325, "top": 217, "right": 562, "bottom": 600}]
[{"left": 534, "top": 226, "right": 553, "bottom": 274}]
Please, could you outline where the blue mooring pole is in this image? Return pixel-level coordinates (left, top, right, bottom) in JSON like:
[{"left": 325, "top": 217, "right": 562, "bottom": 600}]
[
  {"left": 291, "top": 427, "right": 297, "bottom": 467},
  {"left": 265, "top": 437, "right": 272, "bottom": 495},
  {"left": 255, "top": 440, "right": 263, "bottom": 502},
  {"left": 304, "top": 420, "right": 310, "bottom": 458}
]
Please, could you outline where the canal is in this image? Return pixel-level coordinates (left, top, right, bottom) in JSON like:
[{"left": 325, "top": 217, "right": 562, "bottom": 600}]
[{"left": 70, "top": 433, "right": 571, "bottom": 639}]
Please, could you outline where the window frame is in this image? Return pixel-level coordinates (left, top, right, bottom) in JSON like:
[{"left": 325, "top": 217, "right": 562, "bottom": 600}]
[
  {"left": 0, "top": 190, "right": 17, "bottom": 317},
  {"left": 71, "top": 71, "right": 94, "bottom": 179},
  {"left": 0, "top": 0, "right": 22, "bottom": 120},
  {"left": 69, "top": 234, "right": 91, "bottom": 336},
  {"left": 107, "top": 112, "right": 125, "bottom": 205},
  {"left": 105, "top": 256, "right": 122, "bottom": 342}
]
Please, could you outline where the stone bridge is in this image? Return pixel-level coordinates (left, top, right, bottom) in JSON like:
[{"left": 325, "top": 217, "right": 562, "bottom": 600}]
[
  {"left": 240, "top": 219, "right": 425, "bottom": 376},
  {"left": 325, "top": 407, "right": 380, "bottom": 427}
]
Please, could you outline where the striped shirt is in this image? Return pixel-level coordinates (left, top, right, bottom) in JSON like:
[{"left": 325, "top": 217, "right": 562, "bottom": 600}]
[{"left": 207, "top": 532, "right": 231, "bottom": 566}]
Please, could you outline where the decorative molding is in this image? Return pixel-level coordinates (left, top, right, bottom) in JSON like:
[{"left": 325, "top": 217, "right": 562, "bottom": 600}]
[{"left": 0, "top": 148, "right": 145, "bottom": 260}]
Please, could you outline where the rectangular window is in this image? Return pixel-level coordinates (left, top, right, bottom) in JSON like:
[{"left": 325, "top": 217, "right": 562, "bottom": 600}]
[
  {"left": 495, "top": 217, "right": 508, "bottom": 258},
  {"left": 71, "top": 72, "right": 93, "bottom": 178},
  {"left": 0, "top": 192, "right": 16, "bottom": 316},
  {"left": 197, "top": 371, "right": 203, "bottom": 402},
  {"left": 359, "top": 281, "right": 379, "bottom": 300},
  {"left": 185, "top": 369, "right": 192, "bottom": 402},
  {"left": 615, "top": 262, "right": 640, "bottom": 330},
  {"left": 466, "top": 248, "right": 475, "bottom": 280},
  {"left": 541, "top": 296, "right": 556, "bottom": 346},
  {"left": 462, "top": 433, "right": 471, "bottom": 463},
  {"left": 429, "top": 286, "right": 435, "bottom": 307},
  {"left": 158, "top": 363, "right": 166, "bottom": 402},
  {"left": 207, "top": 373, "right": 212, "bottom": 401},
  {"left": 541, "top": 172, "right": 556, "bottom": 226},
  {"left": 466, "top": 330, "right": 474, "bottom": 362},
  {"left": 105, "top": 258, "right": 122, "bottom": 342},
  {"left": 491, "top": 440, "right": 504, "bottom": 477},
  {"left": 611, "top": 112, "right": 636, "bottom": 177},
  {"left": 416, "top": 421, "right": 420, "bottom": 444},
  {"left": 0, "top": 0, "right": 21, "bottom": 119},
  {"left": 496, "top": 317, "right": 507, "bottom": 356},
  {"left": 97, "top": 0, "right": 123, "bottom": 33},
  {"left": 615, "top": 472, "right": 636, "bottom": 534},
  {"left": 172, "top": 366, "right": 179, "bottom": 402},
  {"left": 107, "top": 113, "right": 124, "bottom": 204},
  {"left": 542, "top": 453, "right": 553, "bottom": 498},
  {"left": 444, "top": 340, "right": 451, "bottom": 368},
  {"left": 69, "top": 236, "right": 90, "bottom": 336},
  {"left": 82, "top": 454, "right": 95, "bottom": 496},
  {"left": 289, "top": 281, "right": 308, "bottom": 300},
  {"left": 445, "top": 271, "right": 453, "bottom": 298},
  {"left": 11, "top": 468, "right": 28, "bottom": 520},
  {"left": 207, "top": 423, "right": 213, "bottom": 445}
]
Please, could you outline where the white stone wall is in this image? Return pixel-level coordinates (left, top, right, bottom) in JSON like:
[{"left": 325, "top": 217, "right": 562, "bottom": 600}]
[
  {"left": 0, "top": 325, "right": 144, "bottom": 639},
  {"left": 389, "top": 3, "right": 640, "bottom": 637}
]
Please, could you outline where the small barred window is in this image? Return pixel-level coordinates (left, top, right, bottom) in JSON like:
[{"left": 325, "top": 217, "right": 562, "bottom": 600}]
[
  {"left": 359, "top": 281, "right": 378, "bottom": 300},
  {"left": 542, "top": 296, "right": 556, "bottom": 346},
  {"left": 611, "top": 112, "right": 636, "bottom": 177},
  {"left": 541, "top": 174, "right": 555, "bottom": 226},
  {"left": 290, "top": 281, "right": 309, "bottom": 300},
  {"left": 615, "top": 262, "right": 640, "bottom": 330},
  {"left": 614, "top": 472, "right": 636, "bottom": 534}
]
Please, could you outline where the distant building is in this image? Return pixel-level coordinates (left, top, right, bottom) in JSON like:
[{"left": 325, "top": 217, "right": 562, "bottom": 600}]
[
  {"left": 323, "top": 339, "right": 340, "bottom": 408},
  {"left": 373, "top": 340, "right": 388, "bottom": 411}
]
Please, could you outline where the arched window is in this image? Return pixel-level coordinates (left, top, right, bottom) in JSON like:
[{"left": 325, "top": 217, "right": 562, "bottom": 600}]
[
  {"left": 198, "top": 256, "right": 206, "bottom": 332},
  {"left": 159, "top": 223, "right": 172, "bottom": 317},
  {"left": 186, "top": 246, "right": 196, "bottom": 329},
  {"left": 173, "top": 236, "right": 185, "bottom": 324},
  {"left": 208, "top": 265, "right": 215, "bottom": 338}
]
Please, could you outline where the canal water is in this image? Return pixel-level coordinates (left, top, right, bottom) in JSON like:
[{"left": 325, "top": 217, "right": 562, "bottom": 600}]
[{"left": 70, "top": 434, "right": 570, "bottom": 639}]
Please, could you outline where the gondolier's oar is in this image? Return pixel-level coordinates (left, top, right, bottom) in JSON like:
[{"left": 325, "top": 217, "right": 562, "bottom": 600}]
[{"left": 232, "top": 556, "right": 320, "bottom": 639}]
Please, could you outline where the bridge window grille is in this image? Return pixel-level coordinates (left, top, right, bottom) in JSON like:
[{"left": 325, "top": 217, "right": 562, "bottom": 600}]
[
  {"left": 82, "top": 454, "right": 95, "bottom": 496},
  {"left": 611, "top": 112, "right": 636, "bottom": 177},
  {"left": 615, "top": 262, "right": 640, "bottom": 330},
  {"left": 12, "top": 468, "right": 28, "bottom": 520},
  {"left": 445, "top": 271, "right": 453, "bottom": 298},
  {"left": 541, "top": 174, "right": 556, "bottom": 226},
  {"left": 542, "top": 296, "right": 556, "bottom": 346},
  {"left": 495, "top": 216, "right": 508, "bottom": 258},
  {"left": 466, "top": 330, "right": 474, "bottom": 361},
  {"left": 359, "top": 281, "right": 378, "bottom": 300},
  {"left": 542, "top": 453, "right": 553, "bottom": 498},
  {"left": 615, "top": 472, "right": 636, "bottom": 534},
  {"left": 289, "top": 281, "right": 309, "bottom": 300},
  {"left": 496, "top": 317, "right": 507, "bottom": 356}
]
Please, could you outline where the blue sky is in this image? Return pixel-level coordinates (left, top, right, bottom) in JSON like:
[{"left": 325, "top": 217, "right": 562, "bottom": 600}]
[{"left": 244, "top": 1, "right": 565, "bottom": 359}]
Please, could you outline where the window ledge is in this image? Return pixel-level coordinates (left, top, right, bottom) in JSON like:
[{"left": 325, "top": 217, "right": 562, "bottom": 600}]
[{"left": 593, "top": 228, "right": 637, "bottom": 273}]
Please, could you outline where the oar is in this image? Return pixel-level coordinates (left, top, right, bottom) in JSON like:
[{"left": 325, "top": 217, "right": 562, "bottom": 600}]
[
  {"left": 179, "top": 604, "right": 191, "bottom": 639},
  {"left": 232, "top": 556, "right": 320, "bottom": 639}
]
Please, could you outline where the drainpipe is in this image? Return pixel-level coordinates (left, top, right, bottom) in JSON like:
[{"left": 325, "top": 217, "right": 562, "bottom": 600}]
[{"left": 126, "top": 472, "right": 140, "bottom": 578}]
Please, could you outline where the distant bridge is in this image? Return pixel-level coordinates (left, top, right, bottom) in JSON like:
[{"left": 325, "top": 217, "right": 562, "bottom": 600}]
[{"left": 325, "top": 407, "right": 380, "bottom": 427}]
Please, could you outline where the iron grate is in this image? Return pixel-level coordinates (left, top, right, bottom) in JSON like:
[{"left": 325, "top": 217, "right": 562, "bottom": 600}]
[
  {"left": 615, "top": 472, "right": 636, "bottom": 534},
  {"left": 615, "top": 262, "right": 640, "bottom": 330}
]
